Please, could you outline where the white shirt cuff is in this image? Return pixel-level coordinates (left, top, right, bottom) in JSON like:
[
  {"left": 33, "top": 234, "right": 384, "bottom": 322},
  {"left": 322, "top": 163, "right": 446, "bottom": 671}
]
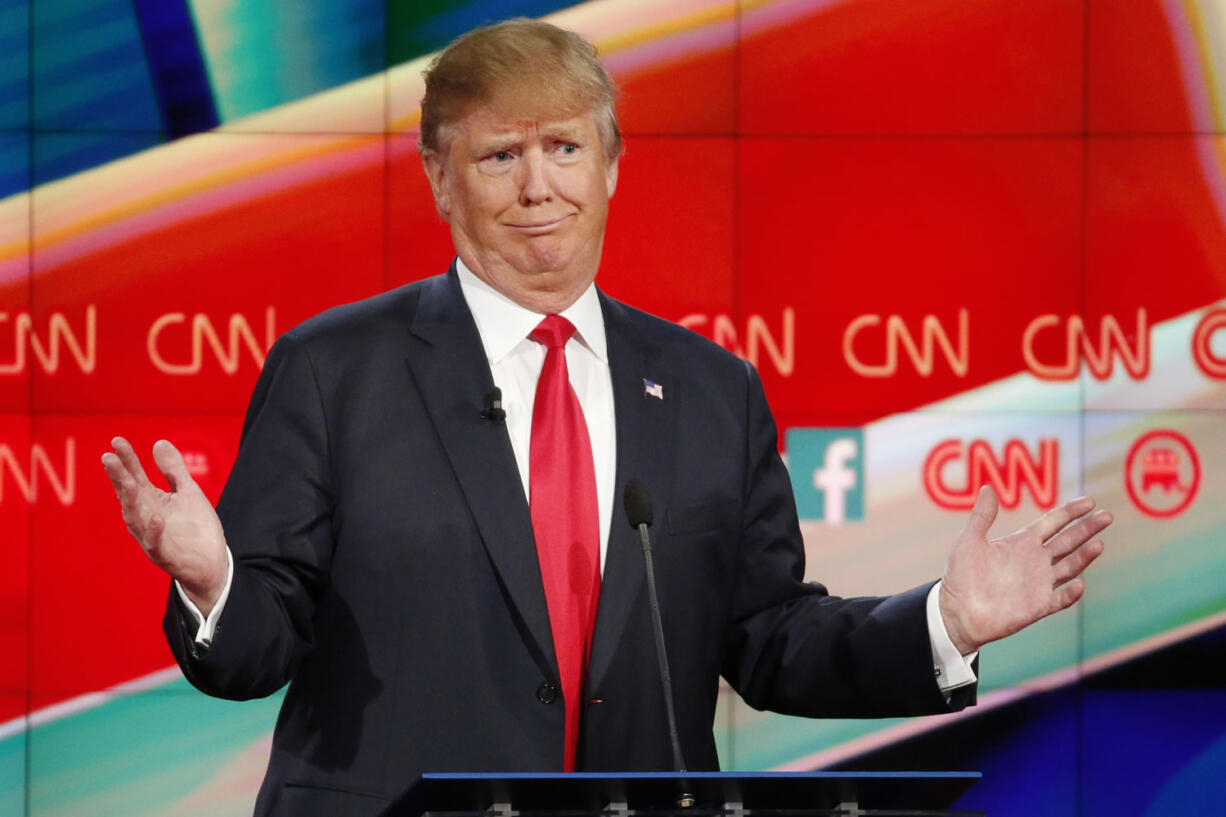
[
  {"left": 174, "top": 547, "right": 234, "bottom": 648},
  {"left": 927, "top": 581, "right": 978, "bottom": 692}
]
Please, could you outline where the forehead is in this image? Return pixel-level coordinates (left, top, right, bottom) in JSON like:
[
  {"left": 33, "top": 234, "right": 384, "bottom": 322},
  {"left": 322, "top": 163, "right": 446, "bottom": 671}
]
[{"left": 454, "top": 104, "right": 599, "bottom": 142}]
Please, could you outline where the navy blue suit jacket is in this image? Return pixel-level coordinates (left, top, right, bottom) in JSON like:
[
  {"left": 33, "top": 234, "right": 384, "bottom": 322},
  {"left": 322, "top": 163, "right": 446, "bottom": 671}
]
[{"left": 165, "top": 268, "right": 972, "bottom": 817}]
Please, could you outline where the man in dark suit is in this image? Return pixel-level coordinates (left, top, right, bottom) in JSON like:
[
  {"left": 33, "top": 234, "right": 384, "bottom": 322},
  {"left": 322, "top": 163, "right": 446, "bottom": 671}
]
[{"left": 102, "top": 18, "right": 1111, "bottom": 817}]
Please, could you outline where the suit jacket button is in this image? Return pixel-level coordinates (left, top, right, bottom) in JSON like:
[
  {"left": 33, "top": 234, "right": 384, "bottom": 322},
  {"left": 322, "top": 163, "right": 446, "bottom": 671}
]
[{"left": 537, "top": 682, "right": 559, "bottom": 704}]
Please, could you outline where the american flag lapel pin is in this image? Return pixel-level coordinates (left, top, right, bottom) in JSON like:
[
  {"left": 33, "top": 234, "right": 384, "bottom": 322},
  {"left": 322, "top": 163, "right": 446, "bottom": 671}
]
[{"left": 643, "top": 378, "right": 664, "bottom": 400}]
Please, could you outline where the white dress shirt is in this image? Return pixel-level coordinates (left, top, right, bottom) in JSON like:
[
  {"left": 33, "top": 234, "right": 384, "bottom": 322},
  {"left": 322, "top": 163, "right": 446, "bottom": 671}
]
[
  {"left": 180, "top": 259, "right": 976, "bottom": 692},
  {"left": 456, "top": 259, "right": 616, "bottom": 570}
]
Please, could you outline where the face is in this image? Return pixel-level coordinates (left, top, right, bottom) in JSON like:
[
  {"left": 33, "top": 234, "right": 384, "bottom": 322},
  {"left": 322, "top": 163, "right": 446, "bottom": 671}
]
[{"left": 423, "top": 105, "right": 619, "bottom": 313}]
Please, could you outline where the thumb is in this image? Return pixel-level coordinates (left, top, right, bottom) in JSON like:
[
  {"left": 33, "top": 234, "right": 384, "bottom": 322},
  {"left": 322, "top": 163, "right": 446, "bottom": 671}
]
[
  {"left": 152, "top": 439, "right": 194, "bottom": 493},
  {"left": 964, "top": 484, "right": 999, "bottom": 540}
]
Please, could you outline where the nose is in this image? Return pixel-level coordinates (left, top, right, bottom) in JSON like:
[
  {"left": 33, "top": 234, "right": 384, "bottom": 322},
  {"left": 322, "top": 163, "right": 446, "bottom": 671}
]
[{"left": 519, "top": 148, "right": 552, "bottom": 205}]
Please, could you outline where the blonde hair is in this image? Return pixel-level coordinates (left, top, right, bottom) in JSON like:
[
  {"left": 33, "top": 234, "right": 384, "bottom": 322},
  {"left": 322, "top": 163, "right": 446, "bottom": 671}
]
[{"left": 419, "top": 18, "right": 621, "bottom": 162}]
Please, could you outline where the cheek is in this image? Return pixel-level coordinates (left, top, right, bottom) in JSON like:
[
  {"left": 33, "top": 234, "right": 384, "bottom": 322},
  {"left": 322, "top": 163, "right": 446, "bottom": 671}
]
[
  {"left": 459, "top": 182, "right": 514, "bottom": 226},
  {"left": 555, "top": 178, "right": 596, "bottom": 211},
  {"left": 584, "top": 169, "right": 612, "bottom": 206},
  {"left": 579, "top": 177, "right": 611, "bottom": 220}
]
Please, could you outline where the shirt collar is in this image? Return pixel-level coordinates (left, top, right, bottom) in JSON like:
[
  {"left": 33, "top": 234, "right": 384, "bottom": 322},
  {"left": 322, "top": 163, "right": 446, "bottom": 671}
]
[{"left": 456, "top": 257, "right": 608, "bottom": 365}]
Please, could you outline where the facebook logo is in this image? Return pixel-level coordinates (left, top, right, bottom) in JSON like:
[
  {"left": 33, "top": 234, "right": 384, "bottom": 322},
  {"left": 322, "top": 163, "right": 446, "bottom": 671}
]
[{"left": 785, "top": 428, "right": 865, "bottom": 525}]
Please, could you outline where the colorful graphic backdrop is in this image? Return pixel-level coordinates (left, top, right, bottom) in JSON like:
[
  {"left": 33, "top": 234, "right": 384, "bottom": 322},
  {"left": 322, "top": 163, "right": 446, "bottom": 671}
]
[{"left": 2, "top": 1, "right": 1225, "bottom": 815}]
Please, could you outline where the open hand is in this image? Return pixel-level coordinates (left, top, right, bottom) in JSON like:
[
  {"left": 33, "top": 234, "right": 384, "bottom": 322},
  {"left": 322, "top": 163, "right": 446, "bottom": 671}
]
[
  {"left": 101, "top": 437, "right": 228, "bottom": 616},
  {"left": 939, "top": 486, "right": 1111, "bottom": 655}
]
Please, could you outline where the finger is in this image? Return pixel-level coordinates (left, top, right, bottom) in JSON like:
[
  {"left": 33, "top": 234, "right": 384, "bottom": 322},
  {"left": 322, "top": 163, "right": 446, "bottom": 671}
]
[
  {"left": 101, "top": 451, "right": 146, "bottom": 514},
  {"left": 100, "top": 451, "right": 133, "bottom": 494},
  {"left": 101, "top": 453, "right": 154, "bottom": 543},
  {"left": 963, "top": 484, "right": 999, "bottom": 540},
  {"left": 1049, "top": 577, "right": 1086, "bottom": 615},
  {"left": 1027, "top": 495, "right": 1096, "bottom": 542},
  {"left": 1051, "top": 537, "right": 1105, "bottom": 587},
  {"left": 110, "top": 436, "right": 153, "bottom": 487},
  {"left": 1046, "top": 509, "right": 1113, "bottom": 560},
  {"left": 152, "top": 439, "right": 194, "bottom": 494}
]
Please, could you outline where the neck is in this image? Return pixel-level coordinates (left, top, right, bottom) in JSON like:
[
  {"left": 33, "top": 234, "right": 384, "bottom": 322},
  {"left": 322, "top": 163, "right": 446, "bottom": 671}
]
[{"left": 457, "top": 253, "right": 595, "bottom": 315}]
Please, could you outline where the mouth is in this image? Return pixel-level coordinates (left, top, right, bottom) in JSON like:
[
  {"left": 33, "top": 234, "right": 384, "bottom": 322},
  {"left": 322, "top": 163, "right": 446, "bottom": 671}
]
[{"left": 506, "top": 215, "right": 572, "bottom": 235}]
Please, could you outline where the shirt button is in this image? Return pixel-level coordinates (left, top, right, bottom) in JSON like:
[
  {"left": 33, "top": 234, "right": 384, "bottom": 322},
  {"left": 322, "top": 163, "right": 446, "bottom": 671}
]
[{"left": 537, "top": 682, "right": 559, "bottom": 704}]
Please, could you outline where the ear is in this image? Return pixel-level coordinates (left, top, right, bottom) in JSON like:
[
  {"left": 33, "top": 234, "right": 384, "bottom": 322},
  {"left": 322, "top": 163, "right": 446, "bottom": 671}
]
[
  {"left": 604, "top": 153, "right": 619, "bottom": 199},
  {"left": 420, "top": 149, "right": 453, "bottom": 220}
]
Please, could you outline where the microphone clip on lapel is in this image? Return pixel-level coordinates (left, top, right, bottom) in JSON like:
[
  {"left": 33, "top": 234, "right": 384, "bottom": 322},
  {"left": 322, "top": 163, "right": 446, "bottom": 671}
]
[{"left": 481, "top": 387, "right": 507, "bottom": 424}]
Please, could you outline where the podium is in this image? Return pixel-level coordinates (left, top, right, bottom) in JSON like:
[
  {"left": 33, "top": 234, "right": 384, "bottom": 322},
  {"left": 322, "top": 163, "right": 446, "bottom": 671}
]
[{"left": 377, "top": 772, "right": 983, "bottom": 817}]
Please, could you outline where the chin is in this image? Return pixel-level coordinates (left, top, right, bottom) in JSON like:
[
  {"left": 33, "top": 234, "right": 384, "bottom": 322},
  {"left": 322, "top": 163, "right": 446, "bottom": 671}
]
[{"left": 520, "top": 246, "right": 571, "bottom": 274}]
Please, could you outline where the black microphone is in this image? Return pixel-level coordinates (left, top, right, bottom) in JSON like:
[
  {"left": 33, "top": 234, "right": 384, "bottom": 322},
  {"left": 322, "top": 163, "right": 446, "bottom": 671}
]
[
  {"left": 624, "top": 480, "right": 654, "bottom": 528},
  {"left": 480, "top": 387, "right": 506, "bottom": 423},
  {"left": 623, "top": 480, "right": 690, "bottom": 786}
]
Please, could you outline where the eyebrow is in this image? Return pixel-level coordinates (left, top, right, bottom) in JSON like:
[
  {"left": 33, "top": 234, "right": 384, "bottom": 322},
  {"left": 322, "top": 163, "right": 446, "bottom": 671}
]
[
  {"left": 540, "top": 125, "right": 586, "bottom": 143},
  {"left": 471, "top": 123, "right": 587, "bottom": 155},
  {"left": 474, "top": 135, "right": 523, "bottom": 155}
]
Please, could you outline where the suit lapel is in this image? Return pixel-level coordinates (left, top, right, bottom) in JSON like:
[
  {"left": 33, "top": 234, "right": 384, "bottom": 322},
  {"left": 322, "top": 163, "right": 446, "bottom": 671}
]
[
  {"left": 403, "top": 270, "right": 557, "bottom": 678},
  {"left": 587, "top": 294, "right": 680, "bottom": 694}
]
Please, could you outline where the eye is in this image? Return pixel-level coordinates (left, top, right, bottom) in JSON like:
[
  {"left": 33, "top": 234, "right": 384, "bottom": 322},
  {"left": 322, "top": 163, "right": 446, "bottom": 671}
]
[
  {"left": 491, "top": 150, "right": 513, "bottom": 162},
  {"left": 560, "top": 143, "right": 578, "bottom": 155}
]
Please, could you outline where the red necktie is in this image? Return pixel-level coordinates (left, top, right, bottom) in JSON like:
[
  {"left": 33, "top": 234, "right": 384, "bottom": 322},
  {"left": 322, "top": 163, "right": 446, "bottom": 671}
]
[{"left": 529, "top": 314, "right": 601, "bottom": 772}]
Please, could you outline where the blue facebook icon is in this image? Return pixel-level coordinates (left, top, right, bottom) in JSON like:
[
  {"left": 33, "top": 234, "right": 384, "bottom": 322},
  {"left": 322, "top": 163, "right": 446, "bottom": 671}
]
[{"left": 785, "top": 428, "right": 865, "bottom": 524}]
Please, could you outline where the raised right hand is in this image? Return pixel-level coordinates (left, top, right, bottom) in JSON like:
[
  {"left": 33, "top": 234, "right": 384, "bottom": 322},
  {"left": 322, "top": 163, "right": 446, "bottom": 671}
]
[{"left": 101, "top": 437, "right": 228, "bottom": 616}]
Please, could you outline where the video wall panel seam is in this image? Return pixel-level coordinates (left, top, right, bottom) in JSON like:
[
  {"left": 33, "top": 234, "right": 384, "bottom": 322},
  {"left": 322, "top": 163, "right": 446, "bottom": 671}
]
[
  {"left": 1078, "top": 3, "right": 1093, "bottom": 809},
  {"left": 383, "top": 0, "right": 392, "bottom": 293},
  {"left": 25, "top": 0, "right": 34, "bottom": 811}
]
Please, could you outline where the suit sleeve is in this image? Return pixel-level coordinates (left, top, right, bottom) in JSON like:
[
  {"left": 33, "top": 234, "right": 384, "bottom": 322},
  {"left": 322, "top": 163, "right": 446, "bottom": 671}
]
[
  {"left": 720, "top": 362, "right": 975, "bottom": 718},
  {"left": 164, "top": 332, "right": 334, "bottom": 700}
]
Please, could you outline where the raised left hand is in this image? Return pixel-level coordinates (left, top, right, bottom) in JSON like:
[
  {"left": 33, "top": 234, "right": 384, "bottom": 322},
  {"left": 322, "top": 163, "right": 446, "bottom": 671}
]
[{"left": 938, "top": 486, "right": 1112, "bottom": 655}]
